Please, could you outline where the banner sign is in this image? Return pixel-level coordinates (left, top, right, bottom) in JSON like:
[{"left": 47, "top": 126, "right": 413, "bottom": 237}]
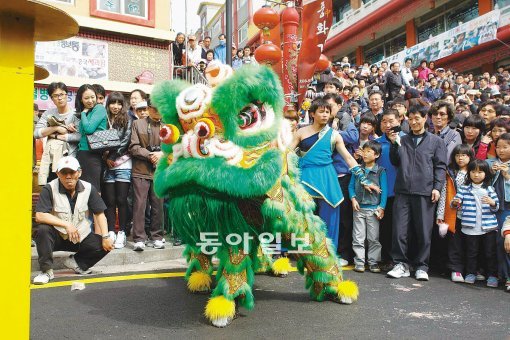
[
  {"left": 35, "top": 37, "right": 109, "bottom": 80},
  {"left": 34, "top": 86, "right": 77, "bottom": 112},
  {"left": 297, "top": 0, "right": 332, "bottom": 103},
  {"left": 382, "top": 10, "right": 500, "bottom": 67}
]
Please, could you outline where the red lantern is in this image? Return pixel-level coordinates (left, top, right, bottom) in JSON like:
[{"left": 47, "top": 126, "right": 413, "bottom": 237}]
[
  {"left": 254, "top": 42, "right": 282, "bottom": 65},
  {"left": 315, "top": 54, "right": 330, "bottom": 73},
  {"left": 253, "top": 5, "right": 280, "bottom": 36}
]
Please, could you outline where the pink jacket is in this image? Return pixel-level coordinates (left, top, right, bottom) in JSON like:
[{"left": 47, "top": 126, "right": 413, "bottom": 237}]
[{"left": 418, "top": 66, "right": 432, "bottom": 80}]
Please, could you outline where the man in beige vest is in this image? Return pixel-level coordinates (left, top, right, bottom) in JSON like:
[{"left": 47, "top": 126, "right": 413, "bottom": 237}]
[{"left": 33, "top": 156, "right": 113, "bottom": 285}]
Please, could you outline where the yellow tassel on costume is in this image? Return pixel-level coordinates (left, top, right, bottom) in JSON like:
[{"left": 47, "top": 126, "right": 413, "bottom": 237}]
[
  {"left": 187, "top": 271, "right": 212, "bottom": 292},
  {"left": 337, "top": 280, "right": 359, "bottom": 303},
  {"left": 272, "top": 257, "right": 293, "bottom": 275},
  {"left": 204, "top": 296, "right": 236, "bottom": 320}
]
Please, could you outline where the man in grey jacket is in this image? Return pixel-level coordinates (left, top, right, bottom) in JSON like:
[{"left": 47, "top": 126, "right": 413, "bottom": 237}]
[
  {"left": 34, "top": 82, "right": 81, "bottom": 184},
  {"left": 387, "top": 105, "right": 447, "bottom": 281}
]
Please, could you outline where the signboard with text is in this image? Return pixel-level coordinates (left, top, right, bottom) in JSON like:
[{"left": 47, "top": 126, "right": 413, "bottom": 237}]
[
  {"left": 35, "top": 37, "right": 109, "bottom": 80},
  {"left": 381, "top": 10, "right": 500, "bottom": 67},
  {"left": 297, "top": 0, "right": 332, "bottom": 103},
  {"left": 34, "top": 86, "right": 77, "bottom": 112}
]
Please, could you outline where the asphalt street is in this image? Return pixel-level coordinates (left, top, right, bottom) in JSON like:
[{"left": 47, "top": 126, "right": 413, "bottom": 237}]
[{"left": 30, "top": 269, "right": 509, "bottom": 339}]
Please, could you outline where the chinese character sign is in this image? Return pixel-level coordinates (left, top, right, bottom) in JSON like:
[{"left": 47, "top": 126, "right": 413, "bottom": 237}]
[
  {"left": 35, "top": 37, "right": 109, "bottom": 80},
  {"left": 297, "top": 0, "right": 332, "bottom": 104}
]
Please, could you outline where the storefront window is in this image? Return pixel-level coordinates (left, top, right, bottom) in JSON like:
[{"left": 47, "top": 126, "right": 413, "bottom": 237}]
[
  {"left": 332, "top": 0, "right": 351, "bottom": 25},
  {"left": 363, "top": 27, "right": 406, "bottom": 64},
  {"left": 98, "top": 0, "right": 147, "bottom": 18},
  {"left": 238, "top": 21, "right": 248, "bottom": 46},
  {"left": 388, "top": 34, "right": 407, "bottom": 55},
  {"left": 418, "top": 17, "right": 445, "bottom": 43},
  {"left": 494, "top": 0, "right": 510, "bottom": 8},
  {"left": 91, "top": 0, "right": 154, "bottom": 27},
  {"left": 417, "top": 0, "right": 478, "bottom": 42},
  {"left": 446, "top": 0, "right": 478, "bottom": 30},
  {"left": 364, "top": 45, "right": 384, "bottom": 65}
]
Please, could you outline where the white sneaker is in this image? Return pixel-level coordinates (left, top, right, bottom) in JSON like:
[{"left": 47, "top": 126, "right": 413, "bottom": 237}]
[
  {"left": 114, "top": 231, "right": 126, "bottom": 249},
  {"left": 451, "top": 272, "right": 464, "bottom": 283},
  {"left": 63, "top": 256, "right": 92, "bottom": 275},
  {"left": 108, "top": 231, "right": 116, "bottom": 243},
  {"left": 387, "top": 263, "right": 410, "bottom": 278},
  {"left": 33, "top": 269, "right": 54, "bottom": 285},
  {"left": 133, "top": 241, "right": 145, "bottom": 251},
  {"left": 339, "top": 258, "right": 349, "bottom": 267},
  {"left": 475, "top": 273, "right": 486, "bottom": 281},
  {"left": 153, "top": 239, "right": 165, "bottom": 249},
  {"left": 415, "top": 269, "right": 429, "bottom": 281}
]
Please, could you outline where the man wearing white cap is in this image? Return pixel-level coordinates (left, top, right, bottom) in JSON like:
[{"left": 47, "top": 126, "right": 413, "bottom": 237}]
[
  {"left": 135, "top": 100, "right": 149, "bottom": 120},
  {"left": 187, "top": 35, "right": 203, "bottom": 66},
  {"left": 33, "top": 156, "right": 113, "bottom": 285}
]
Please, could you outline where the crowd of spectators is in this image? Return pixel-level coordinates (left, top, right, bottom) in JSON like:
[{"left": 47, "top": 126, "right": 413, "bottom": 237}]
[
  {"left": 293, "top": 57, "right": 510, "bottom": 293},
  {"left": 171, "top": 32, "right": 258, "bottom": 77},
  {"left": 31, "top": 31, "right": 259, "bottom": 284},
  {"left": 32, "top": 82, "right": 173, "bottom": 284},
  {"left": 31, "top": 55, "right": 510, "bottom": 292}
]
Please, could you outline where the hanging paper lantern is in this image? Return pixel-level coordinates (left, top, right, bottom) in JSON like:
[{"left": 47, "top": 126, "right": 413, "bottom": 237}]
[
  {"left": 254, "top": 41, "right": 282, "bottom": 65},
  {"left": 253, "top": 5, "right": 280, "bottom": 36},
  {"left": 315, "top": 54, "right": 330, "bottom": 73},
  {"left": 281, "top": 3, "right": 299, "bottom": 25}
]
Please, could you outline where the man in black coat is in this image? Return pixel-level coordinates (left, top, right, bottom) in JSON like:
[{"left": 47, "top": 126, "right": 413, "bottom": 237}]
[
  {"left": 386, "top": 105, "right": 447, "bottom": 282},
  {"left": 385, "top": 62, "right": 405, "bottom": 101}
]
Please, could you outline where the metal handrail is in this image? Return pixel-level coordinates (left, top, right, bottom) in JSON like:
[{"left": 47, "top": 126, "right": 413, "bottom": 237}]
[{"left": 173, "top": 64, "right": 209, "bottom": 86}]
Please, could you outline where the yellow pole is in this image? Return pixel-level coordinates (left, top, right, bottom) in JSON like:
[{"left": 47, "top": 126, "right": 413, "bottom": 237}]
[{"left": 0, "top": 11, "right": 35, "bottom": 339}]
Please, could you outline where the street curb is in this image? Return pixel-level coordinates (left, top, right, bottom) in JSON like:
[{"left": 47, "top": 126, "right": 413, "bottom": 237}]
[{"left": 31, "top": 241, "right": 185, "bottom": 272}]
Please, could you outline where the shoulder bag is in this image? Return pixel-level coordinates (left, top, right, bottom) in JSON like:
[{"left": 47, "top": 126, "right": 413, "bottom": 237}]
[{"left": 86, "top": 115, "right": 121, "bottom": 152}]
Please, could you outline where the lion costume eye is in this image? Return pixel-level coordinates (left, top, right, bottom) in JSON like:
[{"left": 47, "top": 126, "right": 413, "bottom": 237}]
[
  {"left": 176, "top": 84, "right": 212, "bottom": 121},
  {"left": 237, "top": 100, "right": 275, "bottom": 134}
]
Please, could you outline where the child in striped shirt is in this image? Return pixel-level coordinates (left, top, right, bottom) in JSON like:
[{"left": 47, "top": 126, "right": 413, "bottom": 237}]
[{"left": 451, "top": 159, "right": 499, "bottom": 287}]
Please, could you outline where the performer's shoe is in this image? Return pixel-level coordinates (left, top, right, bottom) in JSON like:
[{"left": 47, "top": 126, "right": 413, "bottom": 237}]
[{"left": 205, "top": 296, "right": 236, "bottom": 328}]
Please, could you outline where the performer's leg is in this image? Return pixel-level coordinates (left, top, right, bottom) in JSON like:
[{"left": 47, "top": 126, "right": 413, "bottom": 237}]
[
  {"left": 205, "top": 246, "right": 255, "bottom": 328},
  {"left": 183, "top": 245, "right": 213, "bottom": 293},
  {"left": 293, "top": 213, "right": 358, "bottom": 304},
  {"left": 261, "top": 157, "right": 358, "bottom": 305}
]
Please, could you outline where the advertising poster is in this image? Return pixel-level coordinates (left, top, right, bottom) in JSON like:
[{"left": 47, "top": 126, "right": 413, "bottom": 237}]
[
  {"left": 35, "top": 37, "right": 109, "bottom": 80},
  {"left": 382, "top": 10, "right": 500, "bottom": 67}
]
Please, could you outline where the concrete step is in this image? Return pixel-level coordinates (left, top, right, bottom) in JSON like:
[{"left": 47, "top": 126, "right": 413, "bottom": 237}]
[{"left": 31, "top": 240, "right": 185, "bottom": 272}]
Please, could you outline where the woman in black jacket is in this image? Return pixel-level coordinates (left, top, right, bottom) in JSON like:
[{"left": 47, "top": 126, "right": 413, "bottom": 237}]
[
  {"left": 172, "top": 32, "right": 186, "bottom": 79},
  {"left": 172, "top": 32, "right": 185, "bottom": 66},
  {"left": 103, "top": 92, "right": 133, "bottom": 249}
]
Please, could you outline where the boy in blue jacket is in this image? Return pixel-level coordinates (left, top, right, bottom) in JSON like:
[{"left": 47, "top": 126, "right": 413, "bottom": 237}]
[{"left": 349, "top": 140, "right": 387, "bottom": 273}]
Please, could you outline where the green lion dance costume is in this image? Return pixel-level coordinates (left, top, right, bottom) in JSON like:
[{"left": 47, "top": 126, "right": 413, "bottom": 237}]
[{"left": 152, "top": 62, "right": 359, "bottom": 327}]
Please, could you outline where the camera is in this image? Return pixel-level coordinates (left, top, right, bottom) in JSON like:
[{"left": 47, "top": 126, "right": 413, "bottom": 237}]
[
  {"left": 147, "top": 145, "right": 161, "bottom": 152},
  {"left": 390, "top": 125, "right": 401, "bottom": 133},
  {"left": 147, "top": 145, "right": 161, "bottom": 169}
]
